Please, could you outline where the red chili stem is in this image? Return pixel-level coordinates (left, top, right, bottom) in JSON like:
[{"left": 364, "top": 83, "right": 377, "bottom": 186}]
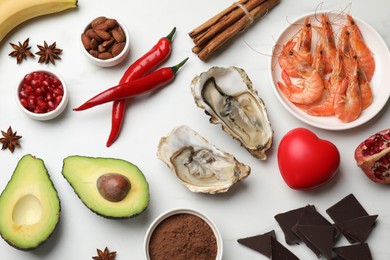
[
  {"left": 73, "top": 58, "right": 188, "bottom": 111},
  {"left": 106, "top": 27, "right": 176, "bottom": 147}
]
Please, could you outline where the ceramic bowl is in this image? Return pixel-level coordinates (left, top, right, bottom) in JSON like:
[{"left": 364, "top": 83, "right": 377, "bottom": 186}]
[
  {"left": 144, "top": 208, "right": 223, "bottom": 260},
  {"left": 16, "top": 70, "right": 69, "bottom": 121},
  {"left": 80, "top": 17, "right": 130, "bottom": 67},
  {"left": 269, "top": 12, "right": 390, "bottom": 130}
]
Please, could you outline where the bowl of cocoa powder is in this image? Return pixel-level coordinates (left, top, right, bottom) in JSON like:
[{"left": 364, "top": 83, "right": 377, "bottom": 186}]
[
  {"left": 145, "top": 208, "right": 223, "bottom": 260},
  {"left": 80, "top": 16, "right": 130, "bottom": 67}
]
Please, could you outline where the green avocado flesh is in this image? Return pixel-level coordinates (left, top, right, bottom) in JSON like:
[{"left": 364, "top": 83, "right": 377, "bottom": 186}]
[
  {"left": 62, "top": 155, "right": 150, "bottom": 219},
  {"left": 0, "top": 154, "right": 60, "bottom": 250}
]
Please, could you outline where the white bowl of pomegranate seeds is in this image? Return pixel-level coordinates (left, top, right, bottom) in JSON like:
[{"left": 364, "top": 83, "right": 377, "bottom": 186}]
[
  {"left": 16, "top": 70, "right": 68, "bottom": 121},
  {"left": 80, "top": 17, "right": 130, "bottom": 67}
]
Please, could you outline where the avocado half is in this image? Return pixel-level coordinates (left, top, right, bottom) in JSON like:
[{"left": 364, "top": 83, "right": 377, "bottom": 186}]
[
  {"left": 62, "top": 155, "right": 150, "bottom": 219},
  {"left": 0, "top": 154, "right": 61, "bottom": 250}
]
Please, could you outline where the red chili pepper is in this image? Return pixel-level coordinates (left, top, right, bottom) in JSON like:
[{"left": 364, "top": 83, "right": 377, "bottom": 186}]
[
  {"left": 73, "top": 58, "right": 188, "bottom": 111},
  {"left": 107, "top": 27, "right": 176, "bottom": 147}
]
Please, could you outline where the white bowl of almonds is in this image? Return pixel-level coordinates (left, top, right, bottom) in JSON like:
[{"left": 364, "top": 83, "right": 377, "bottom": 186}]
[{"left": 80, "top": 16, "right": 130, "bottom": 67}]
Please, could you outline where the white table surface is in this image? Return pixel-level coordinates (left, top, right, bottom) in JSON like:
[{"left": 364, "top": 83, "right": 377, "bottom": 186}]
[{"left": 0, "top": 0, "right": 389, "bottom": 259}]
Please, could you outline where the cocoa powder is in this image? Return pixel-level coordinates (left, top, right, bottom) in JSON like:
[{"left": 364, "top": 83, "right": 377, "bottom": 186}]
[{"left": 149, "top": 213, "right": 218, "bottom": 260}]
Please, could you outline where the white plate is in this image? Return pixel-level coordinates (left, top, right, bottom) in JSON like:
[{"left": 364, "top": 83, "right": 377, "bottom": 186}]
[{"left": 269, "top": 12, "right": 390, "bottom": 130}]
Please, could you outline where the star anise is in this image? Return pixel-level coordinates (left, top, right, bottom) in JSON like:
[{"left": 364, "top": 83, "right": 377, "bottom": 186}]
[
  {"left": 36, "top": 41, "right": 63, "bottom": 65},
  {"left": 8, "top": 38, "right": 35, "bottom": 64},
  {"left": 0, "top": 126, "right": 22, "bottom": 153},
  {"left": 92, "top": 247, "right": 116, "bottom": 260}
]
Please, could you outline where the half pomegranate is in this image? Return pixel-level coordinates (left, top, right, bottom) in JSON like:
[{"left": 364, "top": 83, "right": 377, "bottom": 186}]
[{"left": 354, "top": 128, "right": 390, "bottom": 184}]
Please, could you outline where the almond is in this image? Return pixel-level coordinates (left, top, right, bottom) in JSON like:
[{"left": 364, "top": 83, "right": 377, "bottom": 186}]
[
  {"left": 89, "top": 50, "right": 99, "bottom": 58},
  {"left": 94, "top": 30, "right": 111, "bottom": 41},
  {"left": 90, "top": 38, "right": 98, "bottom": 50},
  {"left": 112, "top": 28, "right": 126, "bottom": 42},
  {"left": 81, "top": 33, "right": 91, "bottom": 50},
  {"left": 102, "top": 38, "right": 115, "bottom": 48},
  {"left": 105, "top": 19, "right": 118, "bottom": 29},
  {"left": 111, "top": 42, "right": 126, "bottom": 57},
  {"left": 85, "top": 29, "right": 102, "bottom": 42},
  {"left": 98, "top": 52, "right": 113, "bottom": 60},
  {"left": 91, "top": 16, "right": 107, "bottom": 29},
  {"left": 94, "top": 22, "right": 110, "bottom": 31}
]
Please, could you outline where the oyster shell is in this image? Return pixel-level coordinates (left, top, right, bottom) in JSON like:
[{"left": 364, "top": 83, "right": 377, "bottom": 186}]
[
  {"left": 191, "top": 66, "right": 273, "bottom": 160},
  {"left": 157, "top": 125, "right": 250, "bottom": 194}
]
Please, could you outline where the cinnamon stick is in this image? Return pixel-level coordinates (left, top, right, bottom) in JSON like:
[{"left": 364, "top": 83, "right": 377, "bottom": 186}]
[
  {"left": 189, "top": 0, "right": 249, "bottom": 39},
  {"left": 189, "top": 0, "right": 281, "bottom": 61},
  {"left": 190, "top": 0, "right": 267, "bottom": 48}
]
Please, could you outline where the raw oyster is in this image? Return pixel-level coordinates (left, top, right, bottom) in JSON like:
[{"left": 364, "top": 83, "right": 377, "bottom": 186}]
[
  {"left": 157, "top": 125, "right": 250, "bottom": 194},
  {"left": 191, "top": 66, "right": 273, "bottom": 160}
]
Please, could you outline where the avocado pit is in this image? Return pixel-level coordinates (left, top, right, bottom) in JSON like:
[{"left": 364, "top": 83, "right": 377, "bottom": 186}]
[{"left": 97, "top": 173, "right": 131, "bottom": 202}]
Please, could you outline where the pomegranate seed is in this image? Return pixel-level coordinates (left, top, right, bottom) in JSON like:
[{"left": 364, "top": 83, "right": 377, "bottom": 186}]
[
  {"left": 19, "top": 90, "right": 28, "bottom": 98},
  {"left": 24, "top": 73, "right": 32, "bottom": 83},
  {"left": 20, "top": 98, "right": 28, "bottom": 108},
  {"left": 47, "top": 101, "right": 55, "bottom": 109},
  {"left": 42, "top": 80, "right": 50, "bottom": 88},
  {"left": 23, "top": 84, "right": 33, "bottom": 95},
  {"left": 53, "top": 87, "right": 64, "bottom": 96},
  {"left": 31, "top": 79, "right": 40, "bottom": 88},
  {"left": 46, "top": 92, "right": 53, "bottom": 101},
  {"left": 35, "top": 87, "right": 43, "bottom": 96},
  {"left": 55, "top": 96, "right": 63, "bottom": 105}
]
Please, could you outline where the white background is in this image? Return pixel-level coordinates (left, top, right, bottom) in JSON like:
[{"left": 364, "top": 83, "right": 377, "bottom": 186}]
[{"left": 0, "top": 0, "right": 389, "bottom": 259}]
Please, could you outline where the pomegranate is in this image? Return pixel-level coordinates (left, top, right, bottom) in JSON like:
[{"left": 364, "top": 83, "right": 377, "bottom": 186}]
[
  {"left": 354, "top": 128, "right": 390, "bottom": 184},
  {"left": 19, "top": 71, "right": 64, "bottom": 114}
]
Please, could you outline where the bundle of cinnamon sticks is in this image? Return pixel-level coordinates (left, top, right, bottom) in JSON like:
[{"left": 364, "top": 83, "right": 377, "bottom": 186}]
[{"left": 189, "top": 0, "right": 280, "bottom": 61}]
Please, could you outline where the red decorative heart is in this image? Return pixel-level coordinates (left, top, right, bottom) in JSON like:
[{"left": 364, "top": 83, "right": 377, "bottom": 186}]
[{"left": 277, "top": 128, "right": 340, "bottom": 189}]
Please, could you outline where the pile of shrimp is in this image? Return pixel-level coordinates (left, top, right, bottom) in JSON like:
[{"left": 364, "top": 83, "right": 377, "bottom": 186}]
[{"left": 277, "top": 13, "right": 375, "bottom": 123}]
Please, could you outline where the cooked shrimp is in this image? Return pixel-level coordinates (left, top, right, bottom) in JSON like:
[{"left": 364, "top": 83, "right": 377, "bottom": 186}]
[
  {"left": 278, "top": 40, "right": 300, "bottom": 78},
  {"left": 338, "top": 21, "right": 373, "bottom": 110},
  {"left": 346, "top": 14, "right": 375, "bottom": 81},
  {"left": 278, "top": 17, "right": 312, "bottom": 78},
  {"left": 299, "top": 49, "right": 348, "bottom": 116},
  {"left": 315, "top": 14, "right": 337, "bottom": 74},
  {"left": 297, "top": 16, "right": 313, "bottom": 64},
  {"left": 312, "top": 40, "right": 326, "bottom": 77},
  {"left": 296, "top": 79, "right": 335, "bottom": 116},
  {"left": 277, "top": 49, "right": 324, "bottom": 105},
  {"left": 357, "top": 67, "right": 373, "bottom": 109},
  {"left": 334, "top": 58, "right": 362, "bottom": 122},
  {"left": 337, "top": 26, "right": 351, "bottom": 58}
]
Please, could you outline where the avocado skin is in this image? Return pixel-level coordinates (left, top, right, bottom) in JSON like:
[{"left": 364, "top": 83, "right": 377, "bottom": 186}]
[
  {"left": 0, "top": 154, "right": 61, "bottom": 251},
  {"left": 62, "top": 155, "right": 150, "bottom": 219}
]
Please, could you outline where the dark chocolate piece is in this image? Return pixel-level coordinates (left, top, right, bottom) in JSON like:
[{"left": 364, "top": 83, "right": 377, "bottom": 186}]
[
  {"left": 326, "top": 194, "right": 368, "bottom": 223},
  {"left": 237, "top": 230, "right": 276, "bottom": 257},
  {"left": 326, "top": 193, "right": 377, "bottom": 243},
  {"left": 274, "top": 206, "right": 307, "bottom": 245},
  {"left": 333, "top": 243, "right": 372, "bottom": 260},
  {"left": 270, "top": 236, "right": 300, "bottom": 260},
  {"left": 292, "top": 205, "right": 336, "bottom": 257},
  {"left": 296, "top": 225, "right": 335, "bottom": 260},
  {"left": 295, "top": 205, "right": 333, "bottom": 227},
  {"left": 337, "top": 215, "right": 378, "bottom": 243}
]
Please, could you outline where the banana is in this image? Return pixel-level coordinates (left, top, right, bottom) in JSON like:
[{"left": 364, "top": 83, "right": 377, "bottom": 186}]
[{"left": 0, "top": 0, "right": 78, "bottom": 44}]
